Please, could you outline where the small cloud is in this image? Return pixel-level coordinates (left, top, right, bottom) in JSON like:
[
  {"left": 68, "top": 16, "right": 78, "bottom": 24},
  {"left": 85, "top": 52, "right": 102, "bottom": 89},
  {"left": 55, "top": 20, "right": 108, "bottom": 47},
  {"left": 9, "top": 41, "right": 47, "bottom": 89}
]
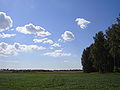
[
  {"left": 14, "top": 43, "right": 46, "bottom": 52},
  {"left": 58, "top": 38, "right": 62, "bottom": 42},
  {"left": 33, "top": 38, "right": 48, "bottom": 43},
  {"left": 16, "top": 23, "right": 51, "bottom": 37},
  {"left": 33, "top": 38, "right": 54, "bottom": 44},
  {"left": 37, "top": 31, "right": 51, "bottom": 37},
  {"left": 51, "top": 43, "right": 61, "bottom": 47},
  {"left": 0, "top": 12, "right": 13, "bottom": 32},
  {"left": 61, "top": 31, "right": 75, "bottom": 41},
  {"left": 43, "top": 49, "right": 71, "bottom": 57},
  {"left": 0, "top": 33, "right": 16, "bottom": 38},
  {"left": 75, "top": 18, "right": 90, "bottom": 29},
  {"left": 43, "top": 39, "right": 53, "bottom": 44}
]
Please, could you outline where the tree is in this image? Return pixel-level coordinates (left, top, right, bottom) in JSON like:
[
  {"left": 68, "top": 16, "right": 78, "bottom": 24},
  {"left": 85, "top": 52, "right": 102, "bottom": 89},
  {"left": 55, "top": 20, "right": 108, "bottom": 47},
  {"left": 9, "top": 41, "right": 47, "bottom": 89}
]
[
  {"left": 81, "top": 14, "right": 120, "bottom": 73},
  {"left": 91, "top": 31, "right": 107, "bottom": 73},
  {"left": 106, "top": 15, "right": 120, "bottom": 72},
  {"left": 81, "top": 45, "right": 95, "bottom": 73}
]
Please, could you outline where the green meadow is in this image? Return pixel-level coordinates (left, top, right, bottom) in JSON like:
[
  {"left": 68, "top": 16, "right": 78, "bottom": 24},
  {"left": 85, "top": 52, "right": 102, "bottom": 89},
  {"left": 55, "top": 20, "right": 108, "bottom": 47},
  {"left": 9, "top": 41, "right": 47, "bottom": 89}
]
[{"left": 0, "top": 73, "right": 120, "bottom": 90}]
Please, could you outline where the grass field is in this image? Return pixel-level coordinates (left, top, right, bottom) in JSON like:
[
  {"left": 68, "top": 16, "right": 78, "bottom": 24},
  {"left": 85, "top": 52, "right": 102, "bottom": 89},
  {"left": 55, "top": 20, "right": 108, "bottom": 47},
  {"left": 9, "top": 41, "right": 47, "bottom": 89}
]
[{"left": 0, "top": 72, "right": 120, "bottom": 90}]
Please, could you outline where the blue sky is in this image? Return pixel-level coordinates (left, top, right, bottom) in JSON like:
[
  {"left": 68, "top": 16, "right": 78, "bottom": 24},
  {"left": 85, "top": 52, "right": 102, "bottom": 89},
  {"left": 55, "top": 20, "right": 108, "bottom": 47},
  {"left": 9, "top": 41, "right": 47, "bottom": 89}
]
[{"left": 0, "top": 0, "right": 120, "bottom": 70}]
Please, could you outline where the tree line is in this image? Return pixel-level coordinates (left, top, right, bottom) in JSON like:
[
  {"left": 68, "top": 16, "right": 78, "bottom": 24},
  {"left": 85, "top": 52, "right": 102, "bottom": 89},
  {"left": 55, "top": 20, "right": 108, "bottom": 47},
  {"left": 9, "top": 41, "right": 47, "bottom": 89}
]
[
  {"left": 81, "top": 15, "right": 120, "bottom": 73},
  {"left": 0, "top": 69, "right": 82, "bottom": 73}
]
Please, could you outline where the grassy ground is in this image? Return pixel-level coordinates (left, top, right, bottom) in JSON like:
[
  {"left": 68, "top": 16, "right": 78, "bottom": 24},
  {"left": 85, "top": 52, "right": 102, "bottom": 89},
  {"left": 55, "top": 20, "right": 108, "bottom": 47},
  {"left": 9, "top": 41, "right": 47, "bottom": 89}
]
[{"left": 0, "top": 72, "right": 120, "bottom": 90}]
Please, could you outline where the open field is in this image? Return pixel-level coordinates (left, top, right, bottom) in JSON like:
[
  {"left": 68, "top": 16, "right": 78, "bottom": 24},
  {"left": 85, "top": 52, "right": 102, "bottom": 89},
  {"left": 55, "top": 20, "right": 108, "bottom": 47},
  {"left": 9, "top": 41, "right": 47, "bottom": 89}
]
[{"left": 0, "top": 72, "right": 120, "bottom": 90}]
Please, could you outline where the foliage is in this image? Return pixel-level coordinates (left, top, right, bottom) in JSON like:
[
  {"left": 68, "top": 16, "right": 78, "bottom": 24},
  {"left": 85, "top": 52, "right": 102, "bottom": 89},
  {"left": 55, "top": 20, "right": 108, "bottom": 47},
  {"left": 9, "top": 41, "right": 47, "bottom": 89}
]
[
  {"left": 81, "top": 45, "right": 96, "bottom": 73},
  {"left": 81, "top": 15, "right": 120, "bottom": 73}
]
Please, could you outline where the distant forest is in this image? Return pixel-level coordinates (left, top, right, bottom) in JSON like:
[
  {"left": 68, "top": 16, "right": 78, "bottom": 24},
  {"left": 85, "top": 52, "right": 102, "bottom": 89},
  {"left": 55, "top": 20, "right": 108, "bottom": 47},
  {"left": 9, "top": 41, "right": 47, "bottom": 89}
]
[
  {"left": 81, "top": 14, "right": 120, "bottom": 73},
  {"left": 0, "top": 69, "right": 81, "bottom": 73}
]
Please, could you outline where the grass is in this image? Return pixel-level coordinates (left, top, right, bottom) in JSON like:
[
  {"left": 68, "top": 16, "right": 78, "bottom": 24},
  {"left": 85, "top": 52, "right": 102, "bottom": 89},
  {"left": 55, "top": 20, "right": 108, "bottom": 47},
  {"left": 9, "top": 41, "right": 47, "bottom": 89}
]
[{"left": 0, "top": 72, "right": 120, "bottom": 90}]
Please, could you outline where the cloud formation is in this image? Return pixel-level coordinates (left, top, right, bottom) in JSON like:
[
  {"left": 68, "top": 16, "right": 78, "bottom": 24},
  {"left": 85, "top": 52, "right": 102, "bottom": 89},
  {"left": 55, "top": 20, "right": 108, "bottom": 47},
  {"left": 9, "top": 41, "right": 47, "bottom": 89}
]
[
  {"left": 75, "top": 18, "right": 90, "bottom": 29},
  {"left": 43, "top": 50, "right": 71, "bottom": 57},
  {"left": 0, "top": 42, "right": 46, "bottom": 56},
  {"left": 16, "top": 23, "right": 51, "bottom": 37},
  {"left": 33, "top": 38, "right": 48, "bottom": 43},
  {"left": 51, "top": 43, "right": 61, "bottom": 47},
  {"left": 0, "top": 12, "right": 13, "bottom": 32},
  {"left": 0, "top": 33, "right": 16, "bottom": 38},
  {"left": 61, "top": 31, "right": 75, "bottom": 41},
  {"left": 43, "top": 39, "right": 53, "bottom": 44},
  {"left": 33, "top": 38, "right": 53, "bottom": 44}
]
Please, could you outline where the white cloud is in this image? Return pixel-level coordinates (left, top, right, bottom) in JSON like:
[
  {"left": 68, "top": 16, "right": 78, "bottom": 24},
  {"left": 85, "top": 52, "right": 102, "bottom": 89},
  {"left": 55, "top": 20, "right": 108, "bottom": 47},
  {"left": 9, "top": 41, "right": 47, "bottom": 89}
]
[
  {"left": 0, "top": 42, "right": 17, "bottom": 56},
  {"left": 61, "top": 31, "right": 75, "bottom": 41},
  {"left": 51, "top": 43, "right": 61, "bottom": 47},
  {"left": 43, "top": 50, "right": 71, "bottom": 57},
  {"left": 37, "top": 31, "right": 51, "bottom": 37},
  {"left": 33, "top": 38, "right": 54, "bottom": 44},
  {"left": 33, "top": 38, "right": 48, "bottom": 43},
  {"left": 75, "top": 18, "right": 90, "bottom": 29},
  {"left": 14, "top": 43, "right": 46, "bottom": 52},
  {"left": 58, "top": 38, "right": 62, "bottom": 42},
  {"left": 0, "top": 33, "right": 16, "bottom": 38},
  {"left": 16, "top": 23, "right": 51, "bottom": 37},
  {"left": 0, "top": 12, "right": 13, "bottom": 32},
  {"left": 43, "top": 39, "right": 53, "bottom": 44},
  {"left": 0, "top": 42, "right": 46, "bottom": 56}
]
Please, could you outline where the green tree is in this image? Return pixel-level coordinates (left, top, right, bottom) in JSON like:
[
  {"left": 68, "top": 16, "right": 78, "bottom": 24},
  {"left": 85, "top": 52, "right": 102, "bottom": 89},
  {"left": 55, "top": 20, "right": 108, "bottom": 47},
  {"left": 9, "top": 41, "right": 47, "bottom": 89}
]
[
  {"left": 91, "top": 31, "right": 107, "bottom": 73},
  {"left": 104, "top": 39, "right": 114, "bottom": 72},
  {"left": 81, "top": 45, "right": 95, "bottom": 73},
  {"left": 81, "top": 15, "right": 120, "bottom": 73},
  {"left": 106, "top": 15, "right": 120, "bottom": 71}
]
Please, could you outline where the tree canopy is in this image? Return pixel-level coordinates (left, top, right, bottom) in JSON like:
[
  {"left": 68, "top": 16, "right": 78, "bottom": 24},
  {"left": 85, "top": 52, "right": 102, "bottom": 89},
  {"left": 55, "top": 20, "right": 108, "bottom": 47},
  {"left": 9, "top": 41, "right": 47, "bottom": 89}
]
[{"left": 81, "top": 15, "right": 120, "bottom": 73}]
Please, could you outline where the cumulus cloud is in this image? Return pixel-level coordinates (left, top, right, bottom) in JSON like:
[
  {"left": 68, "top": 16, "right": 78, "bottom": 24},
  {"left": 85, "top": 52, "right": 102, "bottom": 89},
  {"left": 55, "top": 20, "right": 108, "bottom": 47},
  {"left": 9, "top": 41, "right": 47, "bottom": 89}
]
[
  {"left": 0, "top": 33, "right": 16, "bottom": 38},
  {"left": 37, "top": 31, "right": 51, "bottom": 37},
  {"left": 43, "top": 39, "right": 53, "bottom": 44},
  {"left": 51, "top": 43, "right": 61, "bottom": 47},
  {"left": 0, "top": 42, "right": 17, "bottom": 56},
  {"left": 0, "top": 42, "right": 46, "bottom": 56},
  {"left": 16, "top": 23, "right": 51, "bottom": 37},
  {"left": 43, "top": 50, "right": 71, "bottom": 57},
  {"left": 0, "top": 12, "right": 13, "bottom": 32},
  {"left": 75, "top": 18, "right": 90, "bottom": 29},
  {"left": 33, "top": 38, "right": 53, "bottom": 44},
  {"left": 61, "top": 31, "right": 75, "bottom": 41},
  {"left": 33, "top": 38, "right": 48, "bottom": 43},
  {"left": 14, "top": 43, "right": 46, "bottom": 51}
]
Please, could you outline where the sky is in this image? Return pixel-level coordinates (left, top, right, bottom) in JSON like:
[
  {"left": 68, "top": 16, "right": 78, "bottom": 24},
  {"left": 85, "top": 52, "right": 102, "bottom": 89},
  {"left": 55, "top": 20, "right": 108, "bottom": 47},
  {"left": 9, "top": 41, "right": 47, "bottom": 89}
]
[{"left": 0, "top": 0, "right": 120, "bottom": 70}]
